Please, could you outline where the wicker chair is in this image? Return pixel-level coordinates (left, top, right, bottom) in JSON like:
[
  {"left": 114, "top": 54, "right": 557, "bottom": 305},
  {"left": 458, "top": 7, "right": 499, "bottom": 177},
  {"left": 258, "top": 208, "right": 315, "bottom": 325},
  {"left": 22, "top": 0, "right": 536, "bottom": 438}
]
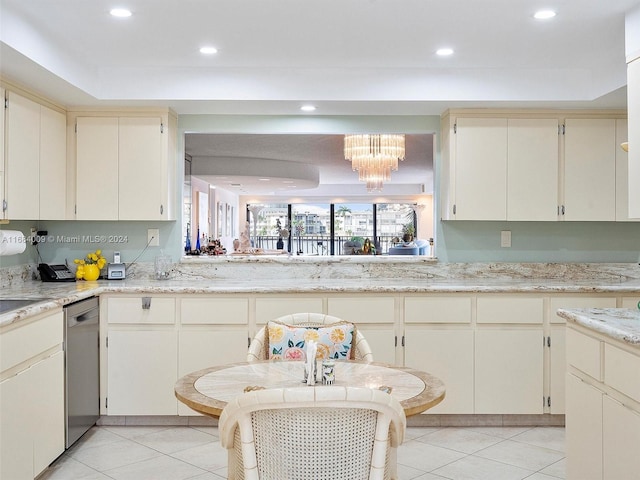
[
  {"left": 247, "top": 313, "right": 374, "bottom": 363},
  {"left": 219, "top": 386, "right": 406, "bottom": 480}
]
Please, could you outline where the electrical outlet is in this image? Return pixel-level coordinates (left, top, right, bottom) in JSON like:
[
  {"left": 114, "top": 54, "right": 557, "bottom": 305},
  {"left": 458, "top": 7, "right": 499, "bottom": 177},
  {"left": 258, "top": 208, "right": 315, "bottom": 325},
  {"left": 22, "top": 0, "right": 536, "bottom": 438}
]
[
  {"left": 501, "top": 230, "right": 511, "bottom": 248},
  {"left": 148, "top": 229, "right": 160, "bottom": 246}
]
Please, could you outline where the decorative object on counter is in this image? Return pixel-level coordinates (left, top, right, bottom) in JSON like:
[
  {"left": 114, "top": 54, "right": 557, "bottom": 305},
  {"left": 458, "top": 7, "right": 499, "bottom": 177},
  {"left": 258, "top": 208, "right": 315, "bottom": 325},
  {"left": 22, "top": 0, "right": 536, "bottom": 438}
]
[
  {"left": 154, "top": 254, "right": 172, "bottom": 280},
  {"left": 305, "top": 340, "right": 318, "bottom": 385},
  {"left": 195, "top": 226, "right": 201, "bottom": 253},
  {"left": 184, "top": 223, "right": 191, "bottom": 253},
  {"left": 402, "top": 222, "right": 415, "bottom": 242},
  {"left": 204, "top": 238, "right": 226, "bottom": 255},
  {"left": 74, "top": 249, "right": 106, "bottom": 280},
  {"left": 343, "top": 236, "right": 363, "bottom": 255},
  {"left": 361, "top": 238, "right": 376, "bottom": 255},
  {"left": 274, "top": 218, "right": 289, "bottom": 250}
]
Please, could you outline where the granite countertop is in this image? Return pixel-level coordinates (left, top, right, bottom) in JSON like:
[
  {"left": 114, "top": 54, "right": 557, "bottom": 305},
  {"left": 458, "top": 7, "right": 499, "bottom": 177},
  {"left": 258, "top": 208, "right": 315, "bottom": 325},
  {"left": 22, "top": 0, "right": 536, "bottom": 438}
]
[
  {"left": 2, "top": 276, "right": 640, "bottom": 328},
  {"left": 557, "top": 308, "right": 640, "bottom": 348}
]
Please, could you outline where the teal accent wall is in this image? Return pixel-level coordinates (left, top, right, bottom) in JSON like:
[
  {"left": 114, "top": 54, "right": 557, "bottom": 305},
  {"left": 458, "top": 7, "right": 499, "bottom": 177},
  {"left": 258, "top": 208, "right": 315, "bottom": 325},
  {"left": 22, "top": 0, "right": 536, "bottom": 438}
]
[{"left": 0, "top": 220, "right": 179, "bottom": 267}]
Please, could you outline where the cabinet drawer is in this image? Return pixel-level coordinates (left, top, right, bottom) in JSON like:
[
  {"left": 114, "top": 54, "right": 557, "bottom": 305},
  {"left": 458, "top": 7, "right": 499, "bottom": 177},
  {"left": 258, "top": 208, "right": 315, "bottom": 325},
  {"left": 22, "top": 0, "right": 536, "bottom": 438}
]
[
  {"left": 566, "top": 328, "right": 602, "bottom": 380},
  {"left": 327, "top": 297, "right": 394, "bottom": 324},
  {"left": 1, "top": 310, "right": 63, "bottom": 372},
  {"left": 255, "top": 297, "right": 323, "bottom": 324},
  {"left": 404, "top": 297, "right": 471, "bottom": 324},
  {"left": 181, "top": 298, "right": 249, "bottom": 325},
  {"left": 477, "top": 296, "right": 543, "bottom": 324},
  {"left": 604, "top": 344, "right": 640, "bottom": 403},
  {"left": 107, "top": 297, "right": 175, "bottom": 324}
]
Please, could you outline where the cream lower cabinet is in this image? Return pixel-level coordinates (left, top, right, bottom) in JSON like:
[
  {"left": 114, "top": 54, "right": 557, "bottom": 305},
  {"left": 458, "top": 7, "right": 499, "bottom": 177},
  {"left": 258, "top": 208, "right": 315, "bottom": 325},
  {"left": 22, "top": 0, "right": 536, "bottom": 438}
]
[
  {"left": 105, "top": 296, "right": 177, "bottom": 415},
  {"left": 255, "top": 296, "right": 324, "bottom": 325},
  {"left": 178, "top": 297, "right": 250, "bottom": 416},
  {"left": 475, "top": 296, "right": 544, "bottom": 414},
  {"left": 566, "top": 372, "right": 603, "bottom": 480},
  {"left": 327, "top": 296, "right": 397, "bottom": 365},
  {"left": 548, "top": 296, "right": 616, "bottom": 414},
  {"left": 0, "top": 310, "right": 64, "bottom": 480},
  {"left": 403, "top": 296, "right": 473, "bottom": 413},
  {"left": 566, "top": 324, "right": 640, "bottom": 480}
]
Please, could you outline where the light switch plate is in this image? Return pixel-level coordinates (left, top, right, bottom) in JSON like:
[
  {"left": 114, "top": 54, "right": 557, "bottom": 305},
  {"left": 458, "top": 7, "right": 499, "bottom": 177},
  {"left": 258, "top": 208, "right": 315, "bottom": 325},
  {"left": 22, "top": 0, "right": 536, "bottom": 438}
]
[
  {"left": 148, "top": 229, "right": 160, "bottom": 246},
  {"left": 500, "top": 230, "right": 511, "bottom": 248}
]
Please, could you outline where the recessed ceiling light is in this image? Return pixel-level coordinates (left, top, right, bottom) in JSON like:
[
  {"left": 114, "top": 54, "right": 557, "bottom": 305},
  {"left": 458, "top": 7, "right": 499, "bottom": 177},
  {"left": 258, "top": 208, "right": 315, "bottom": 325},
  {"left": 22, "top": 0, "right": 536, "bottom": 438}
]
[
  {"left": 199, "top": 46, "right": 218, "bottom": 55},
  {"left": 258, "top": 178, "right": 270, "bottom": 181},
  {"left": 436, "top": 48, "right": 454, "bottom": 56},
  {"left": 110, "top": 8, "right": 132, "bottom": 17},
  {"left": 300, "top": 105, "right": 316, "bottom": 112},
  {"left": 534, "top": 10, "right": 556, "bottom": 20}
]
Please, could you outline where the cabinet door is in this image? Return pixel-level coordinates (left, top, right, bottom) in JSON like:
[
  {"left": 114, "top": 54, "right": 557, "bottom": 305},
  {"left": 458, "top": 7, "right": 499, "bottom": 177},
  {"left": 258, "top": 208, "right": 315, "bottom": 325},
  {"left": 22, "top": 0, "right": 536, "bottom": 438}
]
[
  {"left": 76, "top": 117, "right": 119, "bottom": 220},
  {"left": 563, "top": 118, "right": 616, "bottom": 221},
  {"left": 404, "top": 327, "right": 474, "bottom": 414},
  {"left": 629, "top": 57, "right": 640, "bottom": 218},
  {"left": 255, "top": 297, "right": 323, "bottom": 325},
  {"left": 0, "top": 351, "right": 64, "bottom": 480},
  {"left": 454, "top": 117, "right": 507, "bottom": 220},
  {"left": 475, "top": 328, "right": 543, "bottom": 414},
  {"left": 107, "top": 330, "right": 178, "bottom": 415},
  {"left": 5, "top": 91, "right": 40, "bottom": 219},
  {"left": 0, "top": 368, "right": 34, "bottom": 479},
  {"left": 507, "top": 118, "right": 559, "bottom": 221},
  {"left": 566, "top": 373, "right": 602, "bottom": 480},
  {"left": 178, "top": 329, "right": 249, "bottom": 415},
  {"left": 118, "top": 117, "right": 164, "bottom": 220},
  {"left": 39, "top": 105, "right": 67, "bottom": 220},
  {"left": 31, "top": 351, "right": 65, "bottom": 476},
  {"left": 0, "top": 88, "right": 4, "bottom": 219},
  {"left": 549, "top": 325, "right": 566, "bottom": 414},
  {"left": 615, "top": 119, "right": 635, "bottom": 221},
  {"left": 603, "top": 395, "right": 640, "bottom": 480},
  {"left": 328, "top": 296, "right": 396, "bottom": 364}
]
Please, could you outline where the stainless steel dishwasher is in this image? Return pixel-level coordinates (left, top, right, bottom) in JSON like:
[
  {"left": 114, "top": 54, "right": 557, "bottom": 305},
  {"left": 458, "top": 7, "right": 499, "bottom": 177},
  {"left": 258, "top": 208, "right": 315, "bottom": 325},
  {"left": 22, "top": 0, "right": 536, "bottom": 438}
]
[{"left": 64, "top": 297, "right": 100, "bottom": 448}]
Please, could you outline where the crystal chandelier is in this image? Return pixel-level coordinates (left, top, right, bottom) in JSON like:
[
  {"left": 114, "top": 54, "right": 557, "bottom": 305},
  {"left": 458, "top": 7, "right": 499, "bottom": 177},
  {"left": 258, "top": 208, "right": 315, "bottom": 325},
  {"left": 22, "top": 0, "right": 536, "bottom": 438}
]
[{"left": 344, "top": 134, "right": 405, "bottom": 191}]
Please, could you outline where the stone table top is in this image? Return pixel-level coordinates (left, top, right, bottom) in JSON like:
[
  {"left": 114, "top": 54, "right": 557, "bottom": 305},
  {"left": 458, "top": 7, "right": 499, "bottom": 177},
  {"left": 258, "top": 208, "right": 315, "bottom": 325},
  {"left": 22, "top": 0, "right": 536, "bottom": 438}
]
[
  {"left": 174, "top": 360, "right": 446, "bottom": 418},
  {"left": 557, "top": 308, "right": 640, "bottom": 348}
]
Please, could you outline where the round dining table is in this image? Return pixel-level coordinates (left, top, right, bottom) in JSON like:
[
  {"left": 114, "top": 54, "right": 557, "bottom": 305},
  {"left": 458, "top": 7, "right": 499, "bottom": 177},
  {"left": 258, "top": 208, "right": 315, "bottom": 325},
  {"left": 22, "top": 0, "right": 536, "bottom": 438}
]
[{"left": 175, "top": 360, "right": 446, "bottom": 418}]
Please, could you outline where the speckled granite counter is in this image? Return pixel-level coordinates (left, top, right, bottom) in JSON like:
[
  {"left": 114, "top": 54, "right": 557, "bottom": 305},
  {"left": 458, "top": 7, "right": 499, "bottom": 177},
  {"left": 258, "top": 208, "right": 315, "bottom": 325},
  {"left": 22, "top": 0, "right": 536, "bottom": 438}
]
[
  {"left": 2, "top": 275, "right": 640, "bottom": 328},
  {"left": 557, "top": 308, "right": 640, "bottom": 348}
]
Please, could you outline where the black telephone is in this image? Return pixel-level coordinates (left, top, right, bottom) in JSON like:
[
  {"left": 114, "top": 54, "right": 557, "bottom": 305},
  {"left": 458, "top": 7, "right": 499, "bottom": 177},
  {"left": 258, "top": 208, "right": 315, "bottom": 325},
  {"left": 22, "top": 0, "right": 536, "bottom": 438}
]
[{"left": 38, "top": 263, "right": 76, "bottom": 282}]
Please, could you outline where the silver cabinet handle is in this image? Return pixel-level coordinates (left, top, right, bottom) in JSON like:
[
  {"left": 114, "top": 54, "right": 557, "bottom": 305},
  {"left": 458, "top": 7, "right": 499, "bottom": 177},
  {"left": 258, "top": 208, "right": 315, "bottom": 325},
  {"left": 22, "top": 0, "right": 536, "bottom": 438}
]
[{"left": 142, "top": 297, "right": 151, "bottom": 310}]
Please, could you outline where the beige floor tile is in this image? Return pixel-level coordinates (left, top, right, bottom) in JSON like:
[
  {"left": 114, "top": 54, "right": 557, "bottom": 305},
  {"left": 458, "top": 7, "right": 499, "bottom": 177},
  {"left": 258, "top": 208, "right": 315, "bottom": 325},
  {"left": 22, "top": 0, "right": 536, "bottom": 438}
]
[
  {"left": 188, "top": 473, "right": 227, "bottom": 480},
  {"left": 468, "top": 426, "right": 533, "bottom": 439},
  {"left": 539, "top": 457, "right": 566, "bottom": 479},
  {"left": 432, "top": 455, "right": 535, "bottom": 480},
  {"left": 474, "top": 439, "right": 564, "bottom": 472},
  {"left": 38, "top": 456, "right": 111, "bottom": 480},
  {"left": 103, "top": 425, "right": 173, "bottom": 440},
  {"left": 510, "top": 427, "right": 565, "bottom": 453},
  {"left": 70, "top": 439, "right": 162, "bottom": 472},
  {"left": 523, "top": 473, "right": 564, "bottom": 480},
  {"left": 131, "top": 426, "right": 217, "bottom": 454},
  {"left": 398, "top": 439, "right": 467, "bottom": 472},
  {"left": 170, "top": 441, "right": 228, "bottom": 471},
  {"left": 103, "top": 454, "right": 207, "bottom": 480},
  {"left": 416, "top": 427, "right": 504, "bottom": 454}
]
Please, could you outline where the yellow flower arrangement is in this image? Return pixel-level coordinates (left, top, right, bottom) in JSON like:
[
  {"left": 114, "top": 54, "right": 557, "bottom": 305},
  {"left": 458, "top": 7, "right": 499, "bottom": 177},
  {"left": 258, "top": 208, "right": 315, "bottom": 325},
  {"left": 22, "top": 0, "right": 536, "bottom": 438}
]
[{"left": 74, "top": 249, "right": 107, "bottom": 280}]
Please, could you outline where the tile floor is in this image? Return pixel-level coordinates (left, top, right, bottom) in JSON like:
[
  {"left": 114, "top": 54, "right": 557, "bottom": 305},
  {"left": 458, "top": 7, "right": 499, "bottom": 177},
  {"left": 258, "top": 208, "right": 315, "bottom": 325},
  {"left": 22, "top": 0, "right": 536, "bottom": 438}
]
[{"left": 40, "top": 425, "right": 565, "bottom": 480}]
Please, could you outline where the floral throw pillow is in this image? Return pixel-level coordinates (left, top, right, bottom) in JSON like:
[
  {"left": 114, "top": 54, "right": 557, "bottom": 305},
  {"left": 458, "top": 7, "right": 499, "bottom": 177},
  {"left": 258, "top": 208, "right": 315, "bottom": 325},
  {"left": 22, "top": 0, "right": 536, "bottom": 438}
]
[{"left": 266, "top": 321, "right": 356, "bottom": 361}]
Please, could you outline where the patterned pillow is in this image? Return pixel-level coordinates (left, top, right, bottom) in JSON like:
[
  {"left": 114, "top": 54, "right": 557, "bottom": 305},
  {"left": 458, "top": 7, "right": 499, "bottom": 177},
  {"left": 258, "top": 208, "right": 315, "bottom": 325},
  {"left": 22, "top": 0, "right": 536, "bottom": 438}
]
[{"left": 266, "top": 321, "right": 356, "bottom": 361}]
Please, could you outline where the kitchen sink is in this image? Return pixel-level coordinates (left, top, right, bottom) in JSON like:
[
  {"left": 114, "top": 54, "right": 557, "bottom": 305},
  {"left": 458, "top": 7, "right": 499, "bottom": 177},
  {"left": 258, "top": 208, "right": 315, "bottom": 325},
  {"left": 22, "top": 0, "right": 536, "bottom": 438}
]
[{"left": 0, "top": 298, "right": 52, "bottom": 314}]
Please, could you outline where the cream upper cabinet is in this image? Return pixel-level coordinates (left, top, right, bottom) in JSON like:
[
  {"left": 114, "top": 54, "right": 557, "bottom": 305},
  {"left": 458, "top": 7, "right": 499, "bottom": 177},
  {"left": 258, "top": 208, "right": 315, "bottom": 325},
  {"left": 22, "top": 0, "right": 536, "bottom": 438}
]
[
  {"left": 562, "top": 118, "right": 617, "bottom": 221},
  {"left": 451, "top": 117, "right": 508, "bottom": 220},
  {"left": 4, "top": 91, "right": 67, "bottom": 220},
  {"left": 507, "top": 118, "right": 559, "bottom": 221},
  {"left": 614, "top": 118, "right": 636, "bottom": 221},
  {"left": 75, "top": 113, "right": 175, "bottom": 221},
  {"left": 39, "top": 105, "right": 67, "bottom": 220},
  {"left": 76, "top": 117, "right": 119, "bottom": 220},
  {"left": 5, "top": 91, "right": 40, "bottom": 219},
  {"left": 628, "top": 57, "right": 640, "bottom": 218},
  {"left": 0, "top": 88, "right": 4, "bottom": 219},
  {"left": 118, "top": 117, "right": 165, "bottom": 220}
]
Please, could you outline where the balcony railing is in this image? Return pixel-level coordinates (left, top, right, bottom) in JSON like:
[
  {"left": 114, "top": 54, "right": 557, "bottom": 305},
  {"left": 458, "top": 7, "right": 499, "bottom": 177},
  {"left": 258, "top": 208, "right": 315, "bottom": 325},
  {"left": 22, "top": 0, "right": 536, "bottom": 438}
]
[{"left": 252, "top": 234, "right": 402, "bottom": 255}]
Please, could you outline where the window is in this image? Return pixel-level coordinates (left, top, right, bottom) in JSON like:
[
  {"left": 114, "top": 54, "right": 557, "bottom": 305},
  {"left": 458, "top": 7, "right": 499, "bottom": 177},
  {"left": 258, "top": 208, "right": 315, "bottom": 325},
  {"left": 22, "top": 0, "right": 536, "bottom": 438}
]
[{"left": 247, "top": 202, "right": 416, "bottom": 255}]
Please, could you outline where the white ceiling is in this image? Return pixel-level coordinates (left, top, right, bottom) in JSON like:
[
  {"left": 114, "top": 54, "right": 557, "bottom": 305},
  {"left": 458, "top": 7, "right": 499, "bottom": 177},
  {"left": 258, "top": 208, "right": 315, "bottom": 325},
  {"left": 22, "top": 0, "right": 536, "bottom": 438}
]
[{"left": 1, "top": 0, "right": 637, "bottom": 197}]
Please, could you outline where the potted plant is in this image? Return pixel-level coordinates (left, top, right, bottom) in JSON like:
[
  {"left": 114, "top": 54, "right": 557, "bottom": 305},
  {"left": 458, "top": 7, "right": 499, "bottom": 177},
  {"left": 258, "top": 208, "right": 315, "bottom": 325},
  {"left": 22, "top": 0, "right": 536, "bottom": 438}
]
[{"left": 402, "top": 223, "right": 415, "bottom": 242}]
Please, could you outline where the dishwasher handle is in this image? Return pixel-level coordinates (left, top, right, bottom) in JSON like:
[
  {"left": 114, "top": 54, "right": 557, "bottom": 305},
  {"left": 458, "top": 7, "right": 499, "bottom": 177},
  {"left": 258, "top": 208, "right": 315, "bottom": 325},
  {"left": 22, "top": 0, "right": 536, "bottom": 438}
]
[{"left": 67, "top": 309, "right": 99, "bottom": 328}]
